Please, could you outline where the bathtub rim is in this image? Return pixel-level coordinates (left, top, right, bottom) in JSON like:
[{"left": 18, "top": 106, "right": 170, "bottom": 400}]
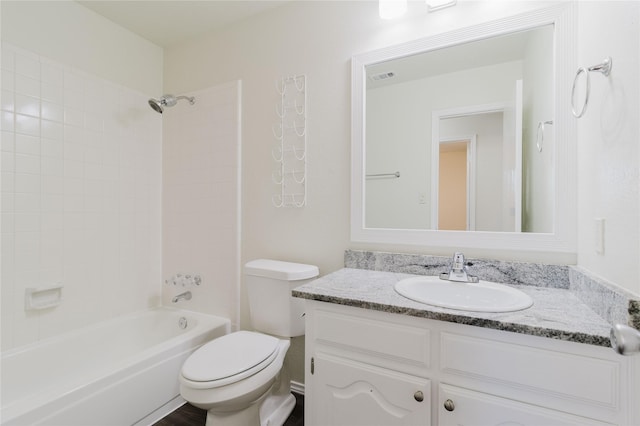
[{"left": 1, "top": 306, "right": 227, "bottom": 358}]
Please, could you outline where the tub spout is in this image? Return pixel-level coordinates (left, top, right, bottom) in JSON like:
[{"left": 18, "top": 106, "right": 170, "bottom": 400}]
[{"left": 172, "top": 291, "right": 192, "bottom": 303}]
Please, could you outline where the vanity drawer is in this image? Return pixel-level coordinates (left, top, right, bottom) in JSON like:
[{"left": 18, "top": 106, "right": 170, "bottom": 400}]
[
  {"left": 312, "top": 308, "right": 431, "bottom": 372},
  {"left": 440, "top": 332, "right": 620, "bottom": 411},
  {"left": 438, "top": 383, "right": 612, "bottom": 426}
]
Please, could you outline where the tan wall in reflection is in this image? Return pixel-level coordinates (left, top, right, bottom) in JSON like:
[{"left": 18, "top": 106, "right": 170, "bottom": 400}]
[{"left": 439, "top": 146, "right": 467, "bottom": 230}]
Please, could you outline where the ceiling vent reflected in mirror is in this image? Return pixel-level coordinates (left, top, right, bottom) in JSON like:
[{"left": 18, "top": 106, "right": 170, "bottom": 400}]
[{"left": 369, "top": 72, "right": 396, "bottom": 81}]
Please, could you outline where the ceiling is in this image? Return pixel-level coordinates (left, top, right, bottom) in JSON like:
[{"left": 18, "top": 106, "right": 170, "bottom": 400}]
[{"left": 76, "top": 0, "right": 291, "bottom": 48}]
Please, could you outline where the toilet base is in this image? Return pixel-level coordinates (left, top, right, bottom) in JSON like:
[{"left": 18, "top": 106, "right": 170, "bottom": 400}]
[
  {"left": 204, "top": 392, "right": 296, "bottom": 426},
  {"left": 205, "top": 399, "right": 260, "bottom": 426},
  {"left": 260, "top": 392, "right": 296, "bottom": 426}
]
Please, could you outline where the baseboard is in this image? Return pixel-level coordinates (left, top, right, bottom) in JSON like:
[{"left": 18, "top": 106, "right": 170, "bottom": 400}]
[{"left": 290, "top": 380, "right": 305, "bottom": 395}]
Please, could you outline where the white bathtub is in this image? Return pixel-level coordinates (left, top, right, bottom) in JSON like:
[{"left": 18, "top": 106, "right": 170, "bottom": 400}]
[{"left": 1, "top": 307, "right": 230, "bottom": 426}]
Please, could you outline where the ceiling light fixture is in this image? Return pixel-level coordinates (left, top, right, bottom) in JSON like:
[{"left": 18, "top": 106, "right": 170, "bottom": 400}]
[
  {"left": 379, "top": 0, "right": 407, "bottom": 19},
  {"left": 426, "top": 0, "right": 457, "bottom": 13}
]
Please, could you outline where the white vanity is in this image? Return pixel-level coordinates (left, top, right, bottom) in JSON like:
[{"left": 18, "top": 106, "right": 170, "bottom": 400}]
[{"left": 294, "top": 252, "right": 640, "bottom": 426}]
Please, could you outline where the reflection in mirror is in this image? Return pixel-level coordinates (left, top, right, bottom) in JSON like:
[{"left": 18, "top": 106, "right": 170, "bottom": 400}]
[
  {"left": 438, "top": 138, "right": 473, "bottom": 231},
  {"left": 438, "top": 111, "right": 507, "bottom": 232},
  {"left": 364, "top": 25, "right": 553, "bottom": 233}
]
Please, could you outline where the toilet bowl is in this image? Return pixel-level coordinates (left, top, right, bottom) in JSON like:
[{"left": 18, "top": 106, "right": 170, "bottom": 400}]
[
  {"left": 179, "top": 260, "right": 319, "bottom": 426},
  {"left": 180, "top": 331, "right": 291, "bottom": 425}
]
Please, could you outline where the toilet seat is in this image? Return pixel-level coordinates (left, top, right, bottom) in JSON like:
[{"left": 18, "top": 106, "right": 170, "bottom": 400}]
[{"left": 181, "top": 331, "right": 280, "bottom": 389}]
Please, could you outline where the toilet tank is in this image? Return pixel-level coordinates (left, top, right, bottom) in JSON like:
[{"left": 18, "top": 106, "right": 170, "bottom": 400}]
[{"left": 245, "top": 259, "right": 319, "bottom": 337}]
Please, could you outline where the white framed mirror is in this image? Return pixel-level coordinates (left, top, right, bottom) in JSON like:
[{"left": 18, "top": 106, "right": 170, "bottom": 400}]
[{"left": 351, "top": 3, "right": 577, "bottom": 254}]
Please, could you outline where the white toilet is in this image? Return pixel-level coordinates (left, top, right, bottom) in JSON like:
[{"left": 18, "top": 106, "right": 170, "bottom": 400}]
[{"left": 179, "top": 259, "right": 319, "bottom": 426}]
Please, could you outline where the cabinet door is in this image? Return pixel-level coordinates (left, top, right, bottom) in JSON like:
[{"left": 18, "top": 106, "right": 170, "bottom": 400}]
[
  {"left": 438, "top": 384, "right": 613, "bottom": 426},
  {"left": 309, "top": 355, "right": 431, "bottom": 426}
]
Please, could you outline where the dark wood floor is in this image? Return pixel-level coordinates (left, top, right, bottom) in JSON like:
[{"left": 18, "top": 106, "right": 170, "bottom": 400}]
[{"left": 154, "top": 393, "right": 304, "bottom": 426}]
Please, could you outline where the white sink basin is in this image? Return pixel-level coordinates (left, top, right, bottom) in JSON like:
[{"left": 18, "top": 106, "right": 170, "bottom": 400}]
[{"left": 394, "top": 276, "right": 533, "bottom": 313}]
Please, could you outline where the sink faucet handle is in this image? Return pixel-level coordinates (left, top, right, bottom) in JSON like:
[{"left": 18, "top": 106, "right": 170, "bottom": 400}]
[
  {"left": 442, "top": 252, "right": 479, "bottom": 283},
  {"left": 452, "top": 252, "right": 466, "bottom": 271}
]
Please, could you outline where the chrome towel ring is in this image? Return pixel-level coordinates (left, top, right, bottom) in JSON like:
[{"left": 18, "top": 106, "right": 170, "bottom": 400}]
[
  {"left": 536, "top": 120, "right": 553, "bottom": 152},
  {"left": 571, "top": 57, "right": 613, "bottom": 118}
]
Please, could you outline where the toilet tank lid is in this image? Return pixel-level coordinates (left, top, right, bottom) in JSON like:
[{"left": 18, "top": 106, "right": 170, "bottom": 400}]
[{"left": 245, "top": 259, "right": 319, "bottom": 281}]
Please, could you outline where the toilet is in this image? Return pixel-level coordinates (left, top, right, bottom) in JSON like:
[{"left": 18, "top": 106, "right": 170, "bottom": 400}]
[{"left": 179, "top": 259, "right": 319, "bottom": 426}]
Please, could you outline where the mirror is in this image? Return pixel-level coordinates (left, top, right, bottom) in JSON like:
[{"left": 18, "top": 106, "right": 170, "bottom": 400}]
[
  {"left": 351, "top": 4, "right": 577, "bottom": 253},
  {"left": 366, "top": 27, "right": 552, "bottom": 233}
]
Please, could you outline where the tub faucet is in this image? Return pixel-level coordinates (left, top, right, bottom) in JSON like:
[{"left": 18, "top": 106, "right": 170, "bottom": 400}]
[
  {"left": 440, "top": 252, "right": 479, "bottom": 283},
  {"left": 172, "top": 291, "right": 192, "bottom": 303}
]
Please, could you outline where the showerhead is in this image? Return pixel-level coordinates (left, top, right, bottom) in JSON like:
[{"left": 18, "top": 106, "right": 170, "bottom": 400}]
[
  {"left": 148, "top": 99, "right": 164, "bottom": 113},
  {"left": 148, "top": 94, "right": 195, "bottom": 113}
]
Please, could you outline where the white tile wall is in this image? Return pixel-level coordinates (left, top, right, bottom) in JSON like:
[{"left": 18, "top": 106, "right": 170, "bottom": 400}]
[
  {"left": 1, "top": 43, "right": 162, "bottom": 351},
  {"left": 162, "top": 81, "right": 241, "bottom": 329}
]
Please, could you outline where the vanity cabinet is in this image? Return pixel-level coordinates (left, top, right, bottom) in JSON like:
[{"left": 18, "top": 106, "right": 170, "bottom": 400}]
[{"left": 304, "top": 301, "right": 635, "bottom": 426}]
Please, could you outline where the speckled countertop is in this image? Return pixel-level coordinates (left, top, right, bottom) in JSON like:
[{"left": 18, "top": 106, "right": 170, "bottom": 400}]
[{"left": 293, "top": 267, "right": 614, "bottom": 348}]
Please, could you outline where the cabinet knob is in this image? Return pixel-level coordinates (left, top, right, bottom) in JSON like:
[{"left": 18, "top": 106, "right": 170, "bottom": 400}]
[
  {"left": 414, "top": 391, "right": 424, "bottom": 402},
  {"left": 444, "top": 399, "right": 455, "bottom": 412}
]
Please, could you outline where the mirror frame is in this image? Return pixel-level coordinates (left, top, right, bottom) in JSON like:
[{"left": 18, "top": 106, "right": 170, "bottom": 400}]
[{"left": 351, "top": 3, "right": 577, "bottom": 254}]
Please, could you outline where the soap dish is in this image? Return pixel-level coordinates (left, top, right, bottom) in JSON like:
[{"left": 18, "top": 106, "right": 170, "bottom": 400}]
[{"left": 25, "top": 284, "right": 63, "bottom": 310}]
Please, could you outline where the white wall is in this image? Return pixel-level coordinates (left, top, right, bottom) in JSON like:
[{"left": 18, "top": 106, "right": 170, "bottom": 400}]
[
  {"left": 576, "top": 1, "right": 640, "bottom": 294},
  {"left": 161, "top": 81, "right": 241, "bottom": 329},
  {"left": 0, "top": 2, "right": 163, "bottom": 351},
  {"left": 0, "top": 1, "right": 162, "bottom": 96}
]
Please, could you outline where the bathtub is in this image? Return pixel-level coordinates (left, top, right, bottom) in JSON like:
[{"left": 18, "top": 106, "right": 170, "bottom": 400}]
[{"left": 1, "top": 307, "right": 229, "bottom": 426}]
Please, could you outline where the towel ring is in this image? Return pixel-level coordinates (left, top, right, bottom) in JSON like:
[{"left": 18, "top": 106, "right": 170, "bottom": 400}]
[
  {"left": 536, "top": 120, "right": 554, "bottom": 152},
  {"left": 571, "top": 57, "right": 612, "bottom": 118}
]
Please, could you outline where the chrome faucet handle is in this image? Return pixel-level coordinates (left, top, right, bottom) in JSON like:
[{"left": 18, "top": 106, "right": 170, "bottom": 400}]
[
  {"left": 440, "top": 252, "right": 479, "bottom": 283},
  {"left": 452, "top": 252, "right": 465, "bottom": 272}
]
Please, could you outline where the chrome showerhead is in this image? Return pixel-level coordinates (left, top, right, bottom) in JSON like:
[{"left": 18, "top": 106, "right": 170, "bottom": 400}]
[
  {"left": 148, "top": 94, "right": 195, "bottom": 113},
  {"left": 148, "top": 98, "right": 164, "bottom": 113}
]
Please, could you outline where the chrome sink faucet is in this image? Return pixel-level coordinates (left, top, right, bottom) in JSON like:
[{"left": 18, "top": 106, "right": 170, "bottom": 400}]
[
  {"left": 172, "top": 291, "right": 192, "bottom": 303},
  {"left": 440, "top": 252, "right": 479, "bottom": 283}
]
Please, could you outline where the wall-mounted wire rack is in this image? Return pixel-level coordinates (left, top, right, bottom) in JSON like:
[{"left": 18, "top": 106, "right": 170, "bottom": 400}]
[{"left": 272, "top": 74, "right": 306, "bottom": 207}]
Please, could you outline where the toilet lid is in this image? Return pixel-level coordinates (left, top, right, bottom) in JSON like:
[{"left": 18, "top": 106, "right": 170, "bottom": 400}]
[{"left": 181, "top": 331, "right": 280, "bottom": 384}]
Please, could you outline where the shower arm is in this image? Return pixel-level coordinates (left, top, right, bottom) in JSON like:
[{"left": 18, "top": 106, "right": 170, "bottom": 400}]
[{"left": 175, "top": 95, "right": 195, "bottom": 105}]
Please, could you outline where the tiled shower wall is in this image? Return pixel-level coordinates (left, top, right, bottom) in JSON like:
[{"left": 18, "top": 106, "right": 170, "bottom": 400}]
[
  {"left": 1, "top": 43, "right": 162, "bottom": 351},
  {"left": 162, "top": 81, "right": 241, "bottom": 329}
]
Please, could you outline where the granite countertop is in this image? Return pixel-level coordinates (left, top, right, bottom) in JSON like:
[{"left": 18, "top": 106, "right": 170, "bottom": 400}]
[{"left": 293, "top": 267, "right": 613, "bottom": 347}]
